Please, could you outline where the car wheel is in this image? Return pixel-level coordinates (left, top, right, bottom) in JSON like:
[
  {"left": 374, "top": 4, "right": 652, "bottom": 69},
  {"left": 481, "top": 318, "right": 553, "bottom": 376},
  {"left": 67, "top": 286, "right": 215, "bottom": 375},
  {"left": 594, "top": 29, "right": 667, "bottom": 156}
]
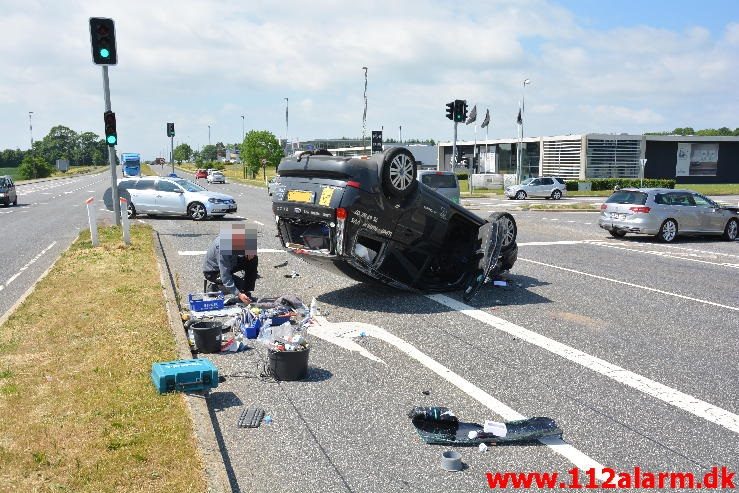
[
  {"left": 551, "top": 189, "right": 562, "bottom": 200},
  {"left": 609, "top": 229, "right": 626, "bottom": 238},
  {"left": 381, "top": 147, "right": 417, "bottom": 198},
  {"left": 515, "top": 190, "right": 526, "bottom": 200},
  {"left": 723, "top": 218, "right": 738, "bottom": 241},
  {"left": 188, "top": 202, "right": 207, "bottom": 221},
  {"left": 657, "top": 219, "right": 678, "bottom": 243},
  {"left": 127, "top": 202, "right": 136, "bottom": 219},
  {"left": 489, "top": 212, "right": 517, "bottom": 251}
]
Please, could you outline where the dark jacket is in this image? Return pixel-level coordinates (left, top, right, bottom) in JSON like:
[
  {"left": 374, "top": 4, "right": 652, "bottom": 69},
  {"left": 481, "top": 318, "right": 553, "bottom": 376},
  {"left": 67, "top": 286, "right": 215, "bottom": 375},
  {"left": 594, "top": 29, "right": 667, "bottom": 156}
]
[{"left": 202, "top": 236, "right": 258, "bottom": 296}]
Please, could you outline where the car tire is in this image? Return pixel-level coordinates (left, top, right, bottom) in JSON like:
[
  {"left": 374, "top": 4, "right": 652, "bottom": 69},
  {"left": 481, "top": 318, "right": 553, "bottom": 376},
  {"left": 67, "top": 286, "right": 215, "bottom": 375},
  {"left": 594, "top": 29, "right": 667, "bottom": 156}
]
[
  {"left": 551, "top": 189, "right": 562, "bottom": 200},
  {"left": 127, "top": 202, "right": 136, "bottom": 219},
  {"left": 515, "top": 190, "right": 526, "bottom": 200},
  {"left": 188, "top": 202, "right": 207, "bottom": 221},
  {"left": 657, "top": 219, "right": 678, "bottom": 243},
  {"left": 722, "top": 218, "right": 738, "bottom": 241},
  {"left": 489, "top": 212, "right": 517, "bottom": 252},
  {"left": 381, "top": 147, "right": 417, "bottom": 198},
  {"left": 609, "top": 229, "right": 626, "bottom": 238}
]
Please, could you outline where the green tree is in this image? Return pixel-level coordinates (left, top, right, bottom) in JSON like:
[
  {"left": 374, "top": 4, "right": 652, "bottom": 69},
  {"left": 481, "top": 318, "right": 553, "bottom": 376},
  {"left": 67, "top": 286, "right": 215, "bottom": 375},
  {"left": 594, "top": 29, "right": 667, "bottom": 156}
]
[
  {"left": 173, "top": 143, "right": 193, "bottom": 163},
  {"left": 241, "top": 130, "right": 283, "bottom": 179},
  {"left": 18, "top": 155, "right": 53, "bottom": 180},
  {"left": 215, "top": 142, "right": 226, "bottom": 158},
  {"left": 0, "top": 148, "right": 26, "bottom": 167},
  {"left": 35, "top": 125, "right": 78, "bottom": 165},
  {"left": 200, "top": 144, "right": 217, "bottom": 162},
  {"left": 75, "top": 131, "right": 107, "bottom": 165}
]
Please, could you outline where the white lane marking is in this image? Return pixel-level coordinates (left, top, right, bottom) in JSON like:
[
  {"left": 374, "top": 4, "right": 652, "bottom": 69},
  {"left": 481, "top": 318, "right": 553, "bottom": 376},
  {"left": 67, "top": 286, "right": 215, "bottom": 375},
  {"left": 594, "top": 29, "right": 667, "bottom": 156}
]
[
  {"left": 584, "top": 222, "right": 592, "bottom": 225},
  {"left": 4, "top": 242, "right": 57, "bottom": 287},
  {"left": 177, "top": 248, "right": 286, "bottom": 256},
  {"left": 428, "top": 294, "right": 739, "bottom": 435},
  {"left": 310, "top": 317, "right": 608, "bottom": 481},
  {"left": 589, "top": 241, "right": 739, "bottom": 269},
  {"left": 518, "top": 257, "right": 739, "bottom": 311},
  {"left": 518, "top": 240, "right": 592, "bottom": 246},
  {"left": 253, "top": 220, "right": 265, "bottom": 226},
  {"left": 641, "top": 242, "right": 739, "bottom": 260}
]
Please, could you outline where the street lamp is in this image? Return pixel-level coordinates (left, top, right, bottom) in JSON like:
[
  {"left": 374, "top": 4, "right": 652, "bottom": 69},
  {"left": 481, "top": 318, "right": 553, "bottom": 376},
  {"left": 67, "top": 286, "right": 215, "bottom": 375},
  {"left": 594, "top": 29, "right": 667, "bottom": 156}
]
[
  {"left": 284, "top": 97, "right": 289, "bottom": 152},
  {"left": 28, "top": 111, "right": 34, "bottom": 150},
  {"left": 241, "top": 115, "right": 245, "bottom": 141},
  {"left": 208, "top": 125, "right": 211, "bottom": 146},
  {"left": 518, "top": 78, "right": 531, "bottom": 183},
  {"left": 362, "top": 66, "right": 368, "bottom": 155}
]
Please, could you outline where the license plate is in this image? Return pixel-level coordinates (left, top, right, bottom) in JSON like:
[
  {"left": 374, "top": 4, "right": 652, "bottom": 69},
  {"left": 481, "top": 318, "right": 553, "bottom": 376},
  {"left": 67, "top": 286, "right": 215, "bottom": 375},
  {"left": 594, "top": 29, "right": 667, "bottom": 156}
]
[
  {"left": 610, "top": 212, "right": 626, "bottom": 220},
  {"left": 319, "top": 188, "right": 335, "bottom": 207},
  {"left": 287, "top": 190, "right": 314, "bottom": 203}
]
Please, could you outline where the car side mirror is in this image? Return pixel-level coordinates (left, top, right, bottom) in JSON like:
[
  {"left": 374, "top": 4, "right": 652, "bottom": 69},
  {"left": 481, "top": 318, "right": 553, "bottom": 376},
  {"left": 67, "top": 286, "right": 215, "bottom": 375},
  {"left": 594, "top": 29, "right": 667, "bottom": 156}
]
[{"left": 176, "top": 189, "right": 184, "bottom": 194}]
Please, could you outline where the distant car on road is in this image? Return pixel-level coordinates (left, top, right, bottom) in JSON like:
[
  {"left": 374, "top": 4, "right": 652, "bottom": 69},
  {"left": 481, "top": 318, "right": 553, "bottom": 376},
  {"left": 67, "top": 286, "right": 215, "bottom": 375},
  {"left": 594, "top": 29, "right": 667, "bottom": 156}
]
[
  {"left": 272, "top": 147, "right": 518, "bottom": 301},
  {"left": 107, "top": 176, "right": 237, "bottom": 221},
  {"left": 599, "top": 188, "right": 739, "bottom": 242},
  {"left": 417, "top": 170, "right": 461, "bottom": 204},
  {"left": 195, "top": 169, "right": 208, "bottom": 179},
  {"left": 207, "top": 171, "right": 225, "bottom": 184},
  {"left": 0, "top": 175, "right": 17, "bottom": 207},
  {"left": 505, "top": 177, "right": 567, "bottom": 200}
]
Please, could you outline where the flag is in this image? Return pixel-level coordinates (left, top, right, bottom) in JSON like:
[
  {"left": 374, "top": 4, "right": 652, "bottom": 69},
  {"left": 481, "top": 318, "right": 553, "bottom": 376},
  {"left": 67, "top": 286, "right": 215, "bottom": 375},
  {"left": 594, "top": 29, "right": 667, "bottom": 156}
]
[
  {"left": 465, "top": 104, "right": 477, "bottom": 125},
  {"left": 516, "top": 108, "right": 522, "bottom": 125},
  {"left": 481, "top": 109, "right": 490, "bottom": 128}
]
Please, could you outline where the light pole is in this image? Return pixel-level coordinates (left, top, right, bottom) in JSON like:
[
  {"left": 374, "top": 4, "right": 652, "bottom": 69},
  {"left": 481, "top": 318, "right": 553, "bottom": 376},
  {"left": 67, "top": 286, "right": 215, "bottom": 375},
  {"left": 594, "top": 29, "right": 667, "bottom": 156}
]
[
  {"left": 362, "top": 66, "right": 368, "bottom": 155},
  {"left": 518, "top": 78, "right": 531, "bottom": 183},
  {"left": 208, "top": 125, "right": 211, "bottom": 146},
  {"left": 399, "top": 125, "right": 402, "bottom": 144},
  {"left": 284, "top": 97, "right": 289, "bottom": 152},
  {"left": 28, "top": 111, "right": 34, "bottom": 150},
  {"left": 241, "top": 115, "right": 245, "bottom": 142}
]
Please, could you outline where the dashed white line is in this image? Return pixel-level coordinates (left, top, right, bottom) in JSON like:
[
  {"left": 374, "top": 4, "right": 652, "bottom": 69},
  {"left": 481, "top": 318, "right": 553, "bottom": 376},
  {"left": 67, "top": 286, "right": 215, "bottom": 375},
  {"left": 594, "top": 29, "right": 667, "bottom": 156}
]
[
  {"left": 588, "top": 241, "right": 739, "bottom": 269},
  {"left": 3, "top": 241, "right": 57, "bottom": 288},
  {"left": 253, "top": 220, "right": 265, "bottom": 226},
  {"left": 428, "top": 294, "right": 739, "bottom": 434}
]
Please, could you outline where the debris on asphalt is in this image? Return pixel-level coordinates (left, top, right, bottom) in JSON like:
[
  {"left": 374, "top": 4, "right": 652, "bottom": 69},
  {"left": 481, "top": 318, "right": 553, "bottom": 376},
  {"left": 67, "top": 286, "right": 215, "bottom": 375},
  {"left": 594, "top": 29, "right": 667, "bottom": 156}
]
[
  {"left": 273, "top": 261, "right": 289, "bottom": 268},
  {"left": 478, "top": 443, "right": 488, "bottom": 453},
  {"left": 493, "top": 280, "right": 507, "bottom": 287},
  {"left": 484, "top": 420, "right": 507, "bottom": 437},
  {"left": 284, "top": 271, "right": 300, "bottom": 278},
  {"left": 409, "top": 407, "right": 562, "bottom": 446},
  {"left": 238, "top": 406, "right": 265, "bottom": 428},
  {"left": 440, "top": 450, "right": 463, "bottom": 472},
  {"left": 422, "top": 389, "right": 431, "bottom": 396},
  {"left": 263, "top": 415, "right": 273, "bottom": 425}
]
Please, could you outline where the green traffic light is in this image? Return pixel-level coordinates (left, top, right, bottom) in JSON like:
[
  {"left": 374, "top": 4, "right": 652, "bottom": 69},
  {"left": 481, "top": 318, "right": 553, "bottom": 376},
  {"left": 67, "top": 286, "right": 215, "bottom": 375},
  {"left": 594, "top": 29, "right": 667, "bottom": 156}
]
[
  {"left": 107, "top": 135, "right": 117, "bottom": 144},
  {"left": 100, "top": 48, "right": 110, "bottom": 58}
]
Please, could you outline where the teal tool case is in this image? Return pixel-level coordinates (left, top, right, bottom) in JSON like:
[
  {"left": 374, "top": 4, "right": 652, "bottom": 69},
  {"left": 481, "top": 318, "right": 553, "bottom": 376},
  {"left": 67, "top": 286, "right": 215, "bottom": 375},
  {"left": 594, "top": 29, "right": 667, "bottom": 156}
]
[{"left": 151, "top": 358, "right": 219, "bottom": 393}]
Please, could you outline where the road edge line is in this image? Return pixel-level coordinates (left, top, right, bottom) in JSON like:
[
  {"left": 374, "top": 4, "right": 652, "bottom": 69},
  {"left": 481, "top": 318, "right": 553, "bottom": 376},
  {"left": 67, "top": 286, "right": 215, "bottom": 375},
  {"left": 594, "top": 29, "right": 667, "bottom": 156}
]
[{"left": 152, "top": 230, "right": 231, "bottom": 493}]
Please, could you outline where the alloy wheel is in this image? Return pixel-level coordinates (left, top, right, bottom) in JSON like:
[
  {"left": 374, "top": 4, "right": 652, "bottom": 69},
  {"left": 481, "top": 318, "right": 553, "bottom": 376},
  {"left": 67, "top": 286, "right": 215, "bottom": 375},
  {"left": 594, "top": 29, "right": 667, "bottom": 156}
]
[
  {"left": 388, "top": 154, "right": 414, "bottom": 191},
  {"left": 190, "top": 203, "right": 206, "bottom": 220}
]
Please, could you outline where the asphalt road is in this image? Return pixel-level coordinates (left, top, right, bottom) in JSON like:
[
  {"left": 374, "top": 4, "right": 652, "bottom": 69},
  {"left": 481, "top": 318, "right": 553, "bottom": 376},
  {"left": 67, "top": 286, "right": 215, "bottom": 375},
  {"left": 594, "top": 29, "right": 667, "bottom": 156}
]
[
  {"left": 146, "top": 168, "right": 738, "bottom": 492},
  {"left": 0, "top": 171, "right": 115, "bottom": 320}
]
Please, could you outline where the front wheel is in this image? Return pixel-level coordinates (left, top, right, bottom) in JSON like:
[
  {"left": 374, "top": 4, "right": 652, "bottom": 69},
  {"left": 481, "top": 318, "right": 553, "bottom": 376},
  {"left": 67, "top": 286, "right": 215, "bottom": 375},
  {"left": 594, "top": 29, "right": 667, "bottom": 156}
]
[
  {"left": 657, "top": 219, "right": 678, "bottom": 243},
  {"left": 127, "top": 203, "right": 136, "bottom": 219},
  {"left": 609, "top": 229, "right": 626, "bottom": 238},
  {"left": 551, "top": 189, "right": 562, "bottom": 200},
  {"left": 381, "top": 147, "right": 417, "bottom": 198},
  {"left": 188, "top": 202, "right": 207, "bottom": 221},
  {"left": 515, "top": 190, "right": 526, "bottom": 200},
  {"left": 723, "top": 218, "right": 738, "bottom": 241}
]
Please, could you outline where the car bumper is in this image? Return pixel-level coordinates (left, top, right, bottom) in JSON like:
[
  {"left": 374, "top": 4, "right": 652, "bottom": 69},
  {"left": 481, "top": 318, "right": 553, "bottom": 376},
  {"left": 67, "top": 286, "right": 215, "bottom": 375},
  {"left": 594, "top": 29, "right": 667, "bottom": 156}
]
[
  {"left": 598, "top": 214, "right": 660, "bottom": 235},
  {"left": 206, "top": 203, "right": 237, "bottom": 214}
]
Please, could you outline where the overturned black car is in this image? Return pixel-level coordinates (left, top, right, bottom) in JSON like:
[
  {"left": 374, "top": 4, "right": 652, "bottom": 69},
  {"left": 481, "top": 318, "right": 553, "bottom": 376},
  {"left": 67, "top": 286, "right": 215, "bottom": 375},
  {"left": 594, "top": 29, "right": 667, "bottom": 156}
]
[{"left": 272, "top": 147, "right": 518, "bottom": 300}]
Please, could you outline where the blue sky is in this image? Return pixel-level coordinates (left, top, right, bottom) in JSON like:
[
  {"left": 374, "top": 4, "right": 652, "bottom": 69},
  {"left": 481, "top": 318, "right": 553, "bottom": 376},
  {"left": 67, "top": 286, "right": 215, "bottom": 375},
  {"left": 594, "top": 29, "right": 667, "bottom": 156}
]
[{"left": 0, "top": 0, "right": 737, "bottom": 160}]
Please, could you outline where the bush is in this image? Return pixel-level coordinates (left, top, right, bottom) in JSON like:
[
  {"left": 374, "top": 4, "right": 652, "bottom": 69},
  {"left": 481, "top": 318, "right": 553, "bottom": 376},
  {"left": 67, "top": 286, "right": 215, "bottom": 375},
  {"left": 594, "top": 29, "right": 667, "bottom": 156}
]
[
  {"left": 18, "top": 155, "right": 53, "bottom": 180},
  {"left": 565, "top": 180, "right": 578, "bottom": 191},
  {"left": 588, "top": 178, "right": 675, "bottom": 191},
  {"left": 455, "top": 172, "right": 469, "bottom": 181}
]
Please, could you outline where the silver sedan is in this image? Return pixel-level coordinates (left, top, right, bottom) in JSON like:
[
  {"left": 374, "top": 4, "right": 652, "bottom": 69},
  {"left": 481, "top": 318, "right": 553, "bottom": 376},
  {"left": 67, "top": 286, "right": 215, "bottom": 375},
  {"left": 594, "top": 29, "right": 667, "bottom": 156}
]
[{"left": 598, "top": 188, "right": 739, "bottom": 242}]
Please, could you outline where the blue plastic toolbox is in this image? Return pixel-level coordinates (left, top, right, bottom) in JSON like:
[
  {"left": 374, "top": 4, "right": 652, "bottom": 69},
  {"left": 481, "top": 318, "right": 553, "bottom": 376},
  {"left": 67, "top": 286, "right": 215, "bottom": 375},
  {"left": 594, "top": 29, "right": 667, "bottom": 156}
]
[
  {"left": 151, "top": 358, "right": 219, "bottom": 393},
  {"left": 188, "top": 293, "right": 225, "bottom": 312}
]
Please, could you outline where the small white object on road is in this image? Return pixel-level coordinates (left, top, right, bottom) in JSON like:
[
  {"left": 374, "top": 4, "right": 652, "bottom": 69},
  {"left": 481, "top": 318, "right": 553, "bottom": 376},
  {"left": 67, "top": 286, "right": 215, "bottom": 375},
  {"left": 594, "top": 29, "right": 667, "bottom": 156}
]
[
  {"left": 484, "top": 420, "right": 507, "bottom": 437},
  {"left": 478, "top": 443, "right": 488, "bottom": 453}
]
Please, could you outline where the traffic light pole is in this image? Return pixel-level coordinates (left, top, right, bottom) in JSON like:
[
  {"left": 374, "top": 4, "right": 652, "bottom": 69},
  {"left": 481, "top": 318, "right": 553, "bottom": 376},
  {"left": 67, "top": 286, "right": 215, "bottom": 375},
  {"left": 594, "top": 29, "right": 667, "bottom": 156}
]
[
  {"left": 170, "top": 136, "right": 174, "bottom": 175},
  {"left": 451, "top": 121, "right": 458, "bottom": 171},
  {"left": 102, "top": 66, "right": 121, "bottom": 226}
]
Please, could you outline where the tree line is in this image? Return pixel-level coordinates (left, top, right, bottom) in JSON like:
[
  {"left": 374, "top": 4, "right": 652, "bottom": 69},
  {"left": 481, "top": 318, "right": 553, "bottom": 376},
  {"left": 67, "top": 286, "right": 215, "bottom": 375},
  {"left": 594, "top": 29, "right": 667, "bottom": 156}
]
[{"left": 645, "top": 127, "right": 739, "bottom": 136}]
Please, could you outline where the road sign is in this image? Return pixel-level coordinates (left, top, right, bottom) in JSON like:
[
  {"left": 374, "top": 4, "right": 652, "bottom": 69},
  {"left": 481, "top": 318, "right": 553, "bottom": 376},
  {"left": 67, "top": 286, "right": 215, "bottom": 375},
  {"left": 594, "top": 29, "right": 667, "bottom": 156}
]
[{"left": 371, "top": 131, "right": 383, "bottom": 153}]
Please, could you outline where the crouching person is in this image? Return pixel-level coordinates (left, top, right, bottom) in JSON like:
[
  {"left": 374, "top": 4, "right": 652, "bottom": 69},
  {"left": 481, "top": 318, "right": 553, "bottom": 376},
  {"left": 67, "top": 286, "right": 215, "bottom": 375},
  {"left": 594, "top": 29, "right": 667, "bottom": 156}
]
[{"left": 203, "top": 224, "right": 258, "bottom": 304}]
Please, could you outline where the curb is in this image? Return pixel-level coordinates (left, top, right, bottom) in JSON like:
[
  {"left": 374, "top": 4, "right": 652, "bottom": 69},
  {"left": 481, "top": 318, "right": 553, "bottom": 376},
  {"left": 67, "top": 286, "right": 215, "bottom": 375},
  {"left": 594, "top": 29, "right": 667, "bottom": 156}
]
[
  {"left": 16, "top": 168, "right": 107, "bottom": 186},
  {"left": 152, "top": 230, "right": 232, "bottom": 493}
]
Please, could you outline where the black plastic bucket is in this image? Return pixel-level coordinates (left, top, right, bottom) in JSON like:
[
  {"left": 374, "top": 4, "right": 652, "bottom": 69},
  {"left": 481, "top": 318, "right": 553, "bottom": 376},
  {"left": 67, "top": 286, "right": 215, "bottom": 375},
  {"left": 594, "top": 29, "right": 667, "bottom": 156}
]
[
  {"left": 191, "top": 321, "right": 223, "bottom": 353},
  {"left": 268, "top": 346, "right": 310, "bottom": 381}
]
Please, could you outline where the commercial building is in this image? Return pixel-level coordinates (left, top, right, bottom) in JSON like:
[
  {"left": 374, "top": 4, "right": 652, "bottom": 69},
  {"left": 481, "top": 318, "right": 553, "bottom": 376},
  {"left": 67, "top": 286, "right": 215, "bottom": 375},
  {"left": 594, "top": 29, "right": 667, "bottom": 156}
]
[{"left": 437, "top": 134, "right": 739, "bottom": 183}]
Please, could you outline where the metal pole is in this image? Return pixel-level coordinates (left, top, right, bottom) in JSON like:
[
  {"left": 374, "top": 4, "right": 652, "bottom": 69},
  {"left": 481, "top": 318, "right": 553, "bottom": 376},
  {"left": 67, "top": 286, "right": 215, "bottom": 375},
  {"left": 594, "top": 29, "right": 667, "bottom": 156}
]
[
  {"left": 284, "top": 97, "right": 289, "bottom": 151},
  {"left": 28, "top": 111, "right": 34, "bottom": 150},
  {"left": 241, "top": 115, "right": 245, "bottom": 141},
  {"left": 170, "top": 136, "right": 174, "bottom": 174},
  {"left": 399, "top": 125, "right": 402, "bottom": 144},
  {"left": 208, "top": 125, "right": 211, "bottom": 146},
  {"left": 102, "top": 66, "right": 120, "bottom": 226},
  {"left": 362, "top": 67, "right": 368, "bottom": 155},
  {"left": 452, "top": 121, "right": 458, "bottom": 170}
]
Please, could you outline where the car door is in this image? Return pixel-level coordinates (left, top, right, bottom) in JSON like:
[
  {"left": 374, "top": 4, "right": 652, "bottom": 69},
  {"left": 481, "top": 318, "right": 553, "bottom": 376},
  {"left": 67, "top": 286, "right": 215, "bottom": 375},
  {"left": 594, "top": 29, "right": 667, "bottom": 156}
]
[
  {"left": 154, "top": 179, "right": 186, "bottom": 214},
  {"left": 131, "top": 179, "right": 157, "bottom": 212},
  {"left": 691, "top": 193, "right": 725, "bottom": 233},
  {"left": 667, "top": 192, "right": 699, "bottom": 232},
  {"left": 539, "top": 177, "right": 554, "bottom": 196},
  {"left": 527, "top": 178, "right": 542, "bottom": 197}
]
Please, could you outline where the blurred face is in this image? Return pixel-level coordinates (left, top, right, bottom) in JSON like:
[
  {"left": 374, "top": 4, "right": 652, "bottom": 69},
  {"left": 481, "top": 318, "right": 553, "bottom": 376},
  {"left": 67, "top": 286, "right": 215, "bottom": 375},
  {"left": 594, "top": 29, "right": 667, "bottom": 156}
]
[{"left": 220, "top": 224, "right": 257, "bottom": 254}]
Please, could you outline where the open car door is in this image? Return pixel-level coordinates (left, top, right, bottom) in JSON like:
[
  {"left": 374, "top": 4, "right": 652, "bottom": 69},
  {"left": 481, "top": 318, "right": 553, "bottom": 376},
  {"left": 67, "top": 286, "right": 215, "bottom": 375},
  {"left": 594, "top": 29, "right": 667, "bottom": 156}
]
[{"left": 462, "top": 215, "right": 507, "bottom": 302}]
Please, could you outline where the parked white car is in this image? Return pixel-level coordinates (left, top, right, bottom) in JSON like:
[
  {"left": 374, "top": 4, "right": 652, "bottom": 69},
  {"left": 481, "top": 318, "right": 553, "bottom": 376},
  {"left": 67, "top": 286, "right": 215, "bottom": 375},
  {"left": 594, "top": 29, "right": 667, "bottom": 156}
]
[
  {"left": 505, "top": 177, "right": 567, "bottom": 200},
  {"left": 115, "top": 177, "right": 236, "bottom": 220}
]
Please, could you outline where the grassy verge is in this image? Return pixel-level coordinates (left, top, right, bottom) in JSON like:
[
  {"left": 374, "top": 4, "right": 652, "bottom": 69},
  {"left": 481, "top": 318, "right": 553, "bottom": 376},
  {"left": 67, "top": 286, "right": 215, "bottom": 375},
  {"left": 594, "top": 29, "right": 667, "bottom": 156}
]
[
  {"left": 0, "top": 225, "right": 205, "bottom": 492},
  {"left": 680, "top": 183, "right": 739, "bottom": 195},
  {"left": 140, "top": 163, "right": 155, "bottom": 176},
  {"left": 522, "top": 202, "right": 600, "bottom": 211},
  {"left": 177, "top": 162, "right": 277, "bottom": 188}
]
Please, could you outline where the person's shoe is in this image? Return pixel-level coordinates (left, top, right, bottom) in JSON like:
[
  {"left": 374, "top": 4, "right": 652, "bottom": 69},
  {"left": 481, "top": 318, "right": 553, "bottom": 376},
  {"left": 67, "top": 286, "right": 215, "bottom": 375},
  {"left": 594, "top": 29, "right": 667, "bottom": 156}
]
[
  {"left": 224, "top": 294, "right": 238, "bottom": 306},
  {"left": 205, "top": 282, "right": 220, "bottom": 294}
]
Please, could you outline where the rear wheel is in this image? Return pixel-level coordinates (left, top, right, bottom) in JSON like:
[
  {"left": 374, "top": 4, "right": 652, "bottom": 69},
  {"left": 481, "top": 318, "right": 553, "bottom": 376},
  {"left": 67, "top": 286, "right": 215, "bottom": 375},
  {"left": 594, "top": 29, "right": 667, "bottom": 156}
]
[
  {"left": 551, "top": 189, "right": 562, "bottom": 200},
  {"left": 723, "top": 218, "right": 738, "bottom": 241},
  {"left": 515, "top": 190, "right": 526, "bottom": 200},
  {"left": 489, "top": 212, "right": 517, "bottom": 251},
  {"left": 381, "top": 147, "right": 417, "bottom": 198},
  {"left": 657, "top": 219, "right": 678, "bottom": 243},
  {"left": 127, "top": 203, "right": 136, "bottom": 219},
  {"left": 609, "top": 229, "right": 626, "bottom": 238},
  {"left": 188, "top": 202, "right": 207, "bottom": 221}
]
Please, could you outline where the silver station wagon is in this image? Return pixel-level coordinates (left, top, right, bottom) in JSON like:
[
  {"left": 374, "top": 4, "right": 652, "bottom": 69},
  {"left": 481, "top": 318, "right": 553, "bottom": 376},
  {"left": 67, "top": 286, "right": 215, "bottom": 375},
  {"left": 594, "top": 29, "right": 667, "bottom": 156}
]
[{"left": 599, "top": 188, "right": 739, "bottom": 242}]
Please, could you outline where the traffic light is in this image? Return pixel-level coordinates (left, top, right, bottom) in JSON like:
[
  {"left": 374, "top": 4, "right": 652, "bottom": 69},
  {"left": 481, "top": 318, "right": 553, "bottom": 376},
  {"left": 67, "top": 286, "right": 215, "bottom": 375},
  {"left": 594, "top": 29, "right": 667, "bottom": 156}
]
[
  {"left": 167, "top": 122, "right": 175, "bottom": 137},
  {"left": 453, "top": 100, "right": 468, "bottom": 123},
  {"left": 103, "top": 111, "right": 117, "bottom": 146},
  {"left": 445, "top": 101, "right": 454, "bottom": 121},
  {"left": 89, "top": 18, "right": 117, "bottom": 65}
]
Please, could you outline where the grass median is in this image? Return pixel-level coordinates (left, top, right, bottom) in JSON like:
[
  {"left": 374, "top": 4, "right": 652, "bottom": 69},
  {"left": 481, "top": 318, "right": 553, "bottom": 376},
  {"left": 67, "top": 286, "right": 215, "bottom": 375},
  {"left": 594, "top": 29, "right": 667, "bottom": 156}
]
[{"left": 0, "top": 225, "right": 205, "bottom": 492}]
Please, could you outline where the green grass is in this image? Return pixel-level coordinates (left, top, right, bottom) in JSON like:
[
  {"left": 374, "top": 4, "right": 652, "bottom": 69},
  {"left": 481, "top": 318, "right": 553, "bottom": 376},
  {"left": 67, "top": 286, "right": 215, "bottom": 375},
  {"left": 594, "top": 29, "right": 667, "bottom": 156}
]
[
  {"left": 0, "top": 225, "right": 205, "bottom": 492},
  {"left": 178, "top": 162, "right": 277, "bottom": 188},
  {"left": 679, "top": 183, "right": 739, "bottom": 195},
  {"left": 0, "top": 167, "right": 21, "bottom": 180}
]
